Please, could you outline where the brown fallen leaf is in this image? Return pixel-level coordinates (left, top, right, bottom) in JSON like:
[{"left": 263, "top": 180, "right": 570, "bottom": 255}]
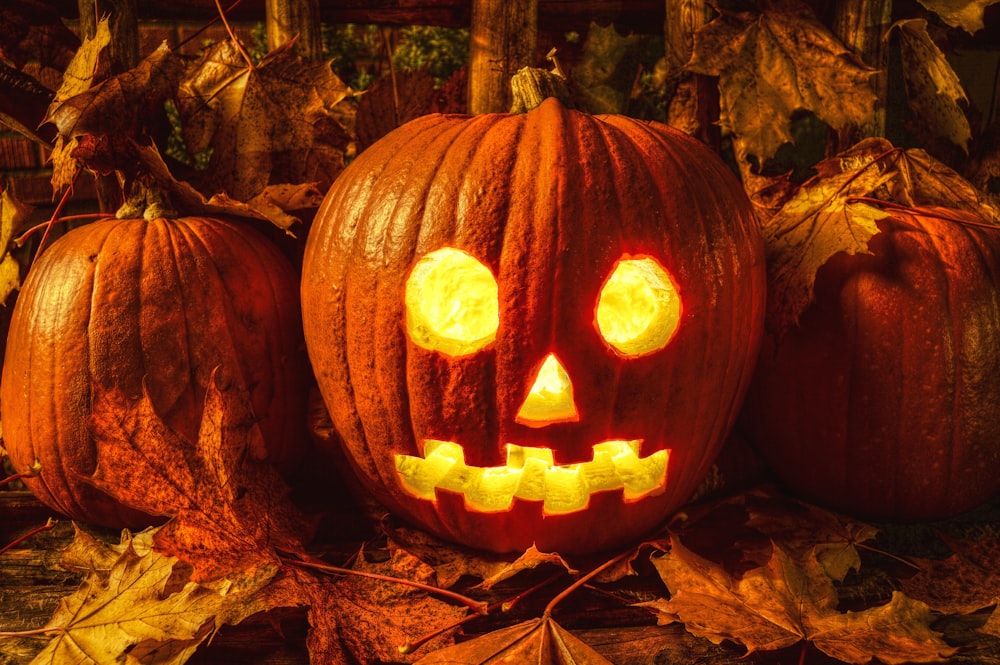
[
  {"left": 741, "top": 491, "right": 879, "bottom": 581},
  {"left": 414, "top": 616, "right": 612, "bottom": 665},
  {"left": 177, "top": 39, "right": 352, "bottom": 202},
  {"left": 899, "top": 535, "right": 1000, "bottom": 615},
  {"left": 330, "top": 543, "right": 468, "bottom": 662},
  {"left": 87, "top": 370, "right": 315, "bottom": 582},
  {"left": 47, "top": 41, "right": 185, "bottom": 141},
  {"left": 0, "top": 0, "right": 80, "bottom": 71},
  {"left": 388, "top": 526, "right": 579, "bottom": 590},
  {"left": 686, "top": 0, "right": 876, "bottom": 162},
  {"left": 646, "top": 539, "right": 955, "bottom": 664}
]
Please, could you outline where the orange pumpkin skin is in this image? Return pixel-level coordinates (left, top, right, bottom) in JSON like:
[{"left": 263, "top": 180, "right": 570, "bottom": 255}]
[
  {"left": 301, "top": 98, "right": 766, "bottom": 554},
  {"left": 1, "top": 216, "right": 310, "bottom": 527},
  {"left": 740, "top": 209, "right": 1000, "bottom": 521}
]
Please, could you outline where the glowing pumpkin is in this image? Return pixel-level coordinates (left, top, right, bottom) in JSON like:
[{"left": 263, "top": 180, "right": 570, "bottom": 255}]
[{"left": 301, "top": 84, "right": 765, "bottom": 554}]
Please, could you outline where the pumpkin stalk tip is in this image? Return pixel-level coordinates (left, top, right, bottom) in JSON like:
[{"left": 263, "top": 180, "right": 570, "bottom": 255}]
[
  {"left": 116, "top": 173, "right": 178, "bottom": 221},
  {"left": 509, "top": 51, "right": 575, "bottom": 114}
]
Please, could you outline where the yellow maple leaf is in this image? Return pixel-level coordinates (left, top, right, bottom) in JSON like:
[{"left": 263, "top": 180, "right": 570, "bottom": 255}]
[{"left": 31, "top": 544, "right": 220, "bottom": 665}]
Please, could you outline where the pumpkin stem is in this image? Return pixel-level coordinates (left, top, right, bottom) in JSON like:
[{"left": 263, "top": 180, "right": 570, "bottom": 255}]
[
  {"left": 116, "top": 172, "right": 178, "bottom": 221},
  {"left": 509, "top": 49, "right": 575, "bottom": 113}
]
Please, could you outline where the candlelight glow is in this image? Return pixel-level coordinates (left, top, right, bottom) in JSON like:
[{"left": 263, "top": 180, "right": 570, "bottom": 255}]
[
  {"left": 515, "top": 353, "right": 579, "bottom": 426},
  {"left": 395, "top": 439, "right": 669, "bottom": 514},
  {"left": 596, "top": 257, "right": 681, "bottom": 356},
  {"left": 405, "top": 247, "right": 499, "bottom": 356}
]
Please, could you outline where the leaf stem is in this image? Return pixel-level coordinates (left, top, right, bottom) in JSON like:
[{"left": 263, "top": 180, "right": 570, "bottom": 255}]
[
  {"left": 399, "top": 571, "right": 565, "bottom": 655},
  {"left": 213, "top": 0, "right": 255, "bottom": 69},
  {"left": 15, "top": 213, "right": 114, "bottom": 246},
  {"left": 543, "top": 548, "right": 635, "bottom": 618},
  {"left": 280, "top": 553, "right": 488, "bottom": 614},
  {"left": 176, "top": 0, "right": 244, "bottom": 52},
  {"left": 856, "top": 542, "right": 923, "bottom": 572},
  {"left": 0, "top": 460, "right": 41, "bottom": 488},
  {"left": 0, "top": 518, "right": 56, "bottom": 556},
  {"left": 30, "top": 170, "right": 80, "bottom": 265}
]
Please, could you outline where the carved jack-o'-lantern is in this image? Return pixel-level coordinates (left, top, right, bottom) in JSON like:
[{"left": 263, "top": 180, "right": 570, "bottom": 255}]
[{"left": 301, "top": 85, "right": 765, "bottom": 554}]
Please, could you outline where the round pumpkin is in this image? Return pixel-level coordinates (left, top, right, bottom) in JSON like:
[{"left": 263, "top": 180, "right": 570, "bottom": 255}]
[
  {"left": 1, "top": 215, "right": 311, "bottom": 527},
  {"left": 301, "top": 94, "right": 766, "bottom": 554},
  {"left": 740, "top": 207, "right": 1000, "bottom": 521}
]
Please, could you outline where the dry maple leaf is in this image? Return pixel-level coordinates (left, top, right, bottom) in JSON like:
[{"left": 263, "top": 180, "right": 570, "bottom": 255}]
[
  {"left": 762, "top": 137, "right": 1000, "bottom": 334},
  {"left": 916, "top": 0, "right": 1000, "bottom": 33},
  {"left": 23, "top": 525, "right": 289, "bottom": 665},
  {"left": 47, "top": 42, "right": 185, "bottom": 141},
  {"left": 741, "top": 492, "right": 879, "bottom": 582},
  {"left": 686, "top": 0, "right": 876, "bottom": 162},
  {"left": 0, "top": 0, "right": 80, "bottom": 71},
  {"left": 761, "top": 163, "right": 891, "bottom": 334},
  {"left": 177, "top": 39, "right": 352, "bottom": 202},
  {"left": 47, "top": 15, "right": 109, "bottom": 113},
  {"left": 386, "top": 526, "right": 580, "bottom": 591},
  {"left": 87, "top": 370, "right": 314, "bottom": 582},
  {"left": 647, "top": 540, "right": 955, "bottom": 663},
  {"left": 899, "top": 536, "right": 1000, "bottom": 615},
  {"left": 330, "top": 543, "right": 468, "bottom": 662},
  {"left": 414, "top": 616, "right": 612, "bottom": 665},
  {"left": 671, "top": 487, "right": 879, "bottom": 584},
  {"left": 30, "top": 539, "right": 222, "bottom": 665},
  {"left": 573, "top": 21, "right": 642, "bottom": 115},
  {"left": 892, "top": 19, "right": 971, "bottom": 153},
  {"left": 130, "top": 142, "right": 321, "bottom": 230}
]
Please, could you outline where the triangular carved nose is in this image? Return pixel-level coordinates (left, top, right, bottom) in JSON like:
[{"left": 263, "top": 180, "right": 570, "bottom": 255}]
[{"left": 515, "top": 353, "right": 579, "bottom": 428}]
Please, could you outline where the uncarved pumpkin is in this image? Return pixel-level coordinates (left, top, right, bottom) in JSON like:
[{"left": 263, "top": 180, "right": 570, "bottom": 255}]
[
  {"left": 301, "top": 95, "right": 766, "bottom": 554},
  {"left": 1, "top": 215, "right": 310, "bottom": 527},
  {"left": 740, "top": 208, "right": 1000, "bottom": 521}
]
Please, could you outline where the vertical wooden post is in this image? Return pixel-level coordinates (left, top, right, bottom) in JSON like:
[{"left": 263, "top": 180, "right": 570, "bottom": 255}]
[
  {"left": 832, "top": 0, "right": 892, "bottom": 148},
  {"left": 78, "top": 0, "right": 139, "bottom": 69},
  {"left": 266, "top": 0, "right": 323, "bottom": 60},
  {"left": 663, "top": 0, "right": 719, "bottom": 150},
  {"left": 468, "top": 0, "right": 538, "bottom": 114}
]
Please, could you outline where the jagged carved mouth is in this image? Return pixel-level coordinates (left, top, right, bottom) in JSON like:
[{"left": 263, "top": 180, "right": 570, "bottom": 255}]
[{"left": 395, "top": 440, "right": 669, "bottom": 515}]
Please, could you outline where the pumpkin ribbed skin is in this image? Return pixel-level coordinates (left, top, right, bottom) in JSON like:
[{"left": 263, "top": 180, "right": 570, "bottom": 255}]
[
  {"left": 302, "top": 98, "right": 765, "bottom": 554},
  {"left": 740, "top": 210, "right": 1000, "bottom": 521},
  {"left": 1, "top": 216, "right": 310, "bottom": 527}
]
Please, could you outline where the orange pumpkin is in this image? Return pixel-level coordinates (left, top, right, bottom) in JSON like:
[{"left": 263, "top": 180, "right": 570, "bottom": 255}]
[
  {"left": 1, "top": 215, "right": 310, "bottom": 527},
  {"left": 740, "top": 207, "right": 1000, "bottom": 521},
  {"left": 301, "top": 94, "right": 765, "bottom": 554}
]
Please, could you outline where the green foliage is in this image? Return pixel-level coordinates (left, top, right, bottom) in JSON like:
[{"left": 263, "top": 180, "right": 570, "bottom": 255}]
[
  {"left": 323, "top": 24, "right": 468, "bottom": 90},
  {"left": 393, "top": 26, "right": 468, "bottom": 85},
  {"left": 323, "top": 24, "right": 380, "bottom": 90}
]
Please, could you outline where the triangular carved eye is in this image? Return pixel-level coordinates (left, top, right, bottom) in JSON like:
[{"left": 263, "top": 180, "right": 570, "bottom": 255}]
[
  {"left": 595, "top": 257, "right": 681, "bottom": 357},
  {"left": 405, "top": 247, "right": 499, "bottom": 357}
]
